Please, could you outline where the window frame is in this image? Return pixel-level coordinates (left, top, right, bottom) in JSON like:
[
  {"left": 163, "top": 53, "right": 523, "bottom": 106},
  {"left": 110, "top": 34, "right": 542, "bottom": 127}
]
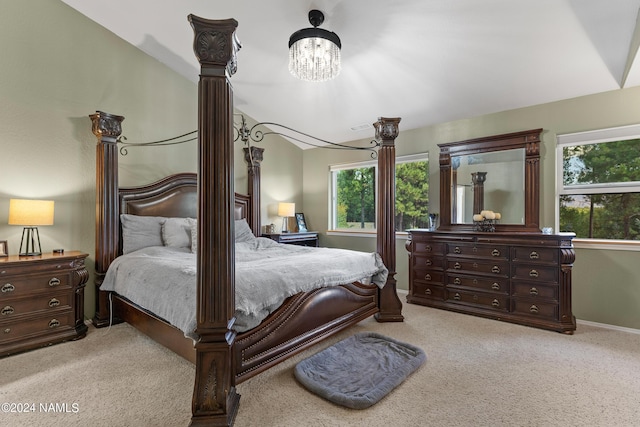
[
  {"left": 328, "top": 153, "right": 429, "bottom": 234},
  {"left": 556, "top": 124, "right": 640, "bottom": 251}
]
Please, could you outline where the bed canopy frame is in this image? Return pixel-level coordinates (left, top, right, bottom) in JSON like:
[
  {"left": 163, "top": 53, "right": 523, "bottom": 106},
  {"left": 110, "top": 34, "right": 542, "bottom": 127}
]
[{"left": 89, "top": 15, "right": 402, "bottom": 426}]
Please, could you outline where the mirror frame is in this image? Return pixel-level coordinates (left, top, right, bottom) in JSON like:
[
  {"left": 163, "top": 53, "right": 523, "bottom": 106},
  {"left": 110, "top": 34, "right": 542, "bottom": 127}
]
[{"left": 438, "top": 128, "right": 542, "bottom": 232}]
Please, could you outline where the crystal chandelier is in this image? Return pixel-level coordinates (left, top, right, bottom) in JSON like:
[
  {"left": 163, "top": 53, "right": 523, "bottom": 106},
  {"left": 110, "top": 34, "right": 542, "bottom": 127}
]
[{"left": 288, "top": 10, "right": 341, "bottom": 82}]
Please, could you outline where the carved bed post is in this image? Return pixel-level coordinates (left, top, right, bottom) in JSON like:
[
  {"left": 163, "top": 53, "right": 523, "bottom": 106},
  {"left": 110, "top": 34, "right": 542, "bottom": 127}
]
[
  {"left": 244, "top": 146, "right": 264, "bottom": 235},
  {"left": 188, "top": 15, "right": 241, "bottom": 427},
  {"left": 374, "top": 117, "right": 404, "bottom": 322},
  {"left": 89, "top": 111, "right": 124, "bottom": 327}
]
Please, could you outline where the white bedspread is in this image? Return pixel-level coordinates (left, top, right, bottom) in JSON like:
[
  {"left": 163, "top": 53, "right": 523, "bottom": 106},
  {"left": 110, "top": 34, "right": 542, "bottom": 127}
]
[{"left": 101, "top": 237, "right": 387, "bottom": 336}]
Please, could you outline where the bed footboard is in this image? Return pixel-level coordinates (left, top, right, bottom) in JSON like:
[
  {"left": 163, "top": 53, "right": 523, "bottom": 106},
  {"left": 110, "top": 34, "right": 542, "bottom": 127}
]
[{"left": 234, "top": 282, "right": 378, "bottom": 383}]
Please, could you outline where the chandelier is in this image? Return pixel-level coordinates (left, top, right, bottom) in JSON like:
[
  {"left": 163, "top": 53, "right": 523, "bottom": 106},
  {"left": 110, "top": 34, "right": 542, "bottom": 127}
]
[{"left": 288, "top": 10, "right": 341, "bottom": 82}]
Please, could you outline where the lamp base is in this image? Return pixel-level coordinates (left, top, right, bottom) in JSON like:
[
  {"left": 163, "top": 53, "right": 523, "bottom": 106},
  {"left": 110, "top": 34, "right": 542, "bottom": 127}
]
[
  {"left": 19, "top": 227, "right": 42, "bottom": 256},
  {"left": 281, "top": 217, "right": 290, "bottom": 233}
]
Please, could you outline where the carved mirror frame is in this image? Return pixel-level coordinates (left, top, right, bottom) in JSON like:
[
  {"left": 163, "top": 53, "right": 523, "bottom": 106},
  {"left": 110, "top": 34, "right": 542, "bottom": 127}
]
[{"left": 438, "top": 128, "right": 542, "bottom": 232}]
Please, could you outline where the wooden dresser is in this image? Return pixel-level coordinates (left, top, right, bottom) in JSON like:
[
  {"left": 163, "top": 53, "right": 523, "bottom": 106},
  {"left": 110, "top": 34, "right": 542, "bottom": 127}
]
[
  {"left": 0, "top": 251, "right": 89, "bottom": 357},
  {"left": 406, "top": 230, "right": 576, "bottom": 333}
]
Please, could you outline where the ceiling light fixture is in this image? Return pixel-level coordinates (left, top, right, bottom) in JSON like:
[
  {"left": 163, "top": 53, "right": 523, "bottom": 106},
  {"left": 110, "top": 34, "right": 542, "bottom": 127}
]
[{"left": 288, "top": 10, "right": 341, "bottom": 82}]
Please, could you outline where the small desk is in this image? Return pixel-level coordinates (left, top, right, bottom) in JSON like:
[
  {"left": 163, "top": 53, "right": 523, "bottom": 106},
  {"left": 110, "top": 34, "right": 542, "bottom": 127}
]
[{"left": 262, "top": 232, "right": 319, "bottom": 247}]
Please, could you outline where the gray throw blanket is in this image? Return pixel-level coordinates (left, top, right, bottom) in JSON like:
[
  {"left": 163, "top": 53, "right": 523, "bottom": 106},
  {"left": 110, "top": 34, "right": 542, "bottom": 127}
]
[{"left": 101, "top": 238, "right": 387, "bottom": 336}]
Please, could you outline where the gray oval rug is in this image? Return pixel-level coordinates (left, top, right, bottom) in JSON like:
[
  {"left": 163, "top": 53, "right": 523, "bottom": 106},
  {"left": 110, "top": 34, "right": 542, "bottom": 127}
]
[{"left": 294, "top": 332, "right": 426, "bottom": 409}]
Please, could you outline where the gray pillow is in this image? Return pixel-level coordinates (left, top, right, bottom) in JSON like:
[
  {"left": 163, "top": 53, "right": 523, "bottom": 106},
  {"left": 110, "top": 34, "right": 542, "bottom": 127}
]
[
  {"left": 162, "top": 217, "right": 196, "bottom": 249},
  {"left": 235, "top": 219, "right": 256, "bottom": 243},
  {"left": 190, "top": 219, "right": 255, "bottom": 253},
  {"left": 121, "top": 214, "right": 165, "bottom": 254}
]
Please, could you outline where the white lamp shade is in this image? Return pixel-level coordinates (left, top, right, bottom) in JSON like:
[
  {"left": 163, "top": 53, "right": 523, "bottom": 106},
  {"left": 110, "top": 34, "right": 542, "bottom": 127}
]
[
  {"left": 8, "top": 199, "right": 55, "bottom": 226},
  {"left": 278, "top": 202, "right": 295, "bottom": 217}
]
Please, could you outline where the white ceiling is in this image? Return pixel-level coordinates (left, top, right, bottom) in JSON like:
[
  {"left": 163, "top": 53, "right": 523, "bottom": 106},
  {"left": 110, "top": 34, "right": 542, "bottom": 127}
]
[{"left": 61, "top": 0, "right": 640, "bottom": 147}]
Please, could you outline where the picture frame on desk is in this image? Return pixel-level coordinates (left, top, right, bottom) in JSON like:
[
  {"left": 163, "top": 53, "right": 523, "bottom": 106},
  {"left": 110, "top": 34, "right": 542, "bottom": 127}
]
[
  {"left": 0, "top": 240, "right": 7, "bottom": 257},
  {"left": 295, "top": 213, "right": 308, "bottom": 232}
]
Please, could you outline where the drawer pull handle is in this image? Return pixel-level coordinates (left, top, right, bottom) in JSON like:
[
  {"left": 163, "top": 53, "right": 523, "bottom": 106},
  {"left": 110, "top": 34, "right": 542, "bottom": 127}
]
[
  {"left": 530, "top": 287, "right": 539, "bottom": 296},
  {"left": 425, "top": 245, "right": 432, "bottom": 252},
  {"left": 1, "top": 305, "right": 15, "bottom": 315},
  {"left": 1, "top": 283, "right": 15, "bottom": 293},
  {"left": 48, "top": 298, "right": 61, "bottom": 308},
  {"left": 491, "top": 283, "right": 500, "bottom": 291},
  {"left": 491, "top": 249, "right": 500, "bottom": 257},
  {"left": 454, "top": 247, "right": 461, "bottom": 254},
  {"left": 453, "top": 293, "right": 461, "bottom": 300},
  {"left": 4, "top": 328, "right": 10, "bottom": 334},
  {"left": 425, "top": 288, "right": 432, "bottom": 296},
  {"left": 529, "top": 270, "right": 539, "bottom": 278},
  {"left": 492, "top": 265, "right": 501, "bottom": 274},
  {"left": 529, "top": 251, "right": 539, "bottom": 259},
  {"left": 454, "top": 278, "right": 461, "bottom": 285},
  {"left": 424, "top": 274, "right": 431, "bottom": 281},
  {"left": 49, "top": 277, "right": 61, "bottom": 287},
  {"left": 454, "top": 262, "right": 461, "bottom": 269},
  {"left": 530, "top": 305, "right": 539, "bottom": 314},
  {"left": 49, "top": 319, "right": 60, "bottom": 328},
  {"left": 492, "top": 299, "right": 500, "bottom": 307},
  {"left": 425, "top": 259, "right": 432, "bottom": 266}
]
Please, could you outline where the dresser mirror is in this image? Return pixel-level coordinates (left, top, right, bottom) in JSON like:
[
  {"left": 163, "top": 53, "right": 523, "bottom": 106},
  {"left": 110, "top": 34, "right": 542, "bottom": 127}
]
[{"left": 438, "top": 128, "right": 542, "bottom": 232}]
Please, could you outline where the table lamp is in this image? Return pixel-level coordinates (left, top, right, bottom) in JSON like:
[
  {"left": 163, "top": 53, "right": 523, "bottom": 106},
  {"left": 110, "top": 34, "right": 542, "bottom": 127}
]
[
  {"left": 8, "top": 199, "right": 55, "bottom": 256},
  {"left": 278, "top": 202, "right": 295, "bottom": 233}
]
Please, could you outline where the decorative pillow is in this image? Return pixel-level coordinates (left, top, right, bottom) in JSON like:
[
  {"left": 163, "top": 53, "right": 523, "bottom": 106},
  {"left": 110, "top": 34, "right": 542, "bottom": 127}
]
[
  {"left": 162, "top": 217, "right": 196, "bottom": 249},
  {"left": 235, "top": 219, "right": 256, "bottom": 243},
  {"left": 120, "top": 214, "right": 165, "bottom": 254}
]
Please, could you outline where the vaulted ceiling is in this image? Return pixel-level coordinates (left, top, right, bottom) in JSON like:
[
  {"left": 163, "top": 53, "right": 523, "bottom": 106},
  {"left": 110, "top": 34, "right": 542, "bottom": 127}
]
[{"left": 61, "top": 0, "right": 640, "bottom": 147}]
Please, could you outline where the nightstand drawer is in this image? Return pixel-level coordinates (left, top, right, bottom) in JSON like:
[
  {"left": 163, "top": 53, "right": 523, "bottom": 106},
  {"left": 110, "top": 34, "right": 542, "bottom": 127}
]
[
  {"left": 0, "top": 293, "right": 72, "bottom": 318},
  {"left": 0, "top": 311, "right": 75, "bottom": 344},
  {"left": 0, "top": 273, "right": 71, "bottom": 298}
]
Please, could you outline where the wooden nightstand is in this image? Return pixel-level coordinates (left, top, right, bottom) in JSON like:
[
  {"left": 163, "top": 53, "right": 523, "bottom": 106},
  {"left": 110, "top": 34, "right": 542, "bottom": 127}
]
[
  {"left": 262, "top": 232, "right": 319, "bottom": 247},
  {"left": 0, "top": 251, "right": 89, "bottom": 357}
]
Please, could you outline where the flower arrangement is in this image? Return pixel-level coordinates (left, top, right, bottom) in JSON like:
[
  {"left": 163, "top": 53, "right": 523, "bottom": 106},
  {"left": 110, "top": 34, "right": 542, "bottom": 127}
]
[{"left": 473, "top": 210, "right": 501, "bottom": 232}]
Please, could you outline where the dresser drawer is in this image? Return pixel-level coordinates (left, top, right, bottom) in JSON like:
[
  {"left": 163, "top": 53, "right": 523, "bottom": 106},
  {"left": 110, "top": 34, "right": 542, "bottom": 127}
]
[
  {"left": 412, "top": 255, "right": 444, "bottom": 270},
  {"left": 511, "top": 300, "right": 558, "bottom": 320},
  {"left": 447, "top": 243, "right": 509, "bottom": 260},
  {"left": 0, "top": 293, "right": 72, "bottom": 319},
  {"left": 511, "top": 265, "right": 558, "bottom": 283},
  {"left": 512, "top": 282, "right": 558, "bottom": 300},
  {"left": 446, "top": 289, "right": 509, "bottom": 312},
  {"left": 447, "top": 259, "right": 509, "bottom": 276},
  {"left": 412, "top": 269, "right": 444, "bottom": 285},
  {"left": 0, "top": 273, "right": 71, "bottom": 299},
  {"left": 511, "top": 246, "right": 558, "bottom": 265},
  {"left": 447, "top": 274, "right": 508, "bottom": 294},
  {"left": 0, "top": 310, "right": 75, "bottom": 344},
  {"left": 411, "top": 282, "right": 445, "bottom": 300},
  {"left": 413, "top": 241, "right": 445, "bottom": 255}
]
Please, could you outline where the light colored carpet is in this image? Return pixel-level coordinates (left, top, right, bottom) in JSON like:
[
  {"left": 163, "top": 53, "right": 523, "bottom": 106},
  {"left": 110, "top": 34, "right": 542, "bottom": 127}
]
[{"left": 2, "top": 302, "right": 640, "bottom": 427}]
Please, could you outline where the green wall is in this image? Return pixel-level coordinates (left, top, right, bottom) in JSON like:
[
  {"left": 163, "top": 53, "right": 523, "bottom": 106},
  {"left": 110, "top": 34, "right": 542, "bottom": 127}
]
[
  {"left": 304, "top": 88, "right": 640, "bottom": 330},
  {"left": 0, "top": 0, "right": 302, "bottom": 320}
]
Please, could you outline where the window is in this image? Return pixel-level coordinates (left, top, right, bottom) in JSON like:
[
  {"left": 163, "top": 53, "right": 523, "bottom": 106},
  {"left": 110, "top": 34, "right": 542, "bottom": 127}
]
[
  {"left": 330, "top": 154, "right": 430, "bottom": 231},
  {"left": 557, "top": 125, "right": 640, "bottom": 241}
]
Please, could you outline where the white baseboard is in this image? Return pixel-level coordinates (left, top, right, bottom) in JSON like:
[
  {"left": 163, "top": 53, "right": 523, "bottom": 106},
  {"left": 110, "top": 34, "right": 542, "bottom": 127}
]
[{"left": 576, "top": 319, "right": 640, "bottom": 335}]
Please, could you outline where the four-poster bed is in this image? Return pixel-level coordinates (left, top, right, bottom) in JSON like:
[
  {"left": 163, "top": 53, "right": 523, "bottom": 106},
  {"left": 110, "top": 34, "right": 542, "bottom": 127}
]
[{"left": 89, "top": 15, "right": 403, "bottom": 426}]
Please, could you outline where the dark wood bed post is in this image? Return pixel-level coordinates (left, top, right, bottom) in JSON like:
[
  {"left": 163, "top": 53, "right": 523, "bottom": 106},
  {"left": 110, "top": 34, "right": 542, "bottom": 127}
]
[
  {"left": 89, "top": 111, "right": 125, "bottom": 327},
  {"left": 244, "top": 146, "right": 264, "bottom": 235},
  {"left": 188, "top": 15, "right": 241, "bottom": 427},
  {"left": 374, "top": 117, "right": 404, "bottom": 322}
]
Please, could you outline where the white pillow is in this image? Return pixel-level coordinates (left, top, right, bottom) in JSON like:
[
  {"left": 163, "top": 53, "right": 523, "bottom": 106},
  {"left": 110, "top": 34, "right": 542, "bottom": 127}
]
[
  {"left": 121, "top": 214, "right": 165, "bottom": 254},
  {"left": 162, "top": 217, "right": 196, "bottom": 249}
]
